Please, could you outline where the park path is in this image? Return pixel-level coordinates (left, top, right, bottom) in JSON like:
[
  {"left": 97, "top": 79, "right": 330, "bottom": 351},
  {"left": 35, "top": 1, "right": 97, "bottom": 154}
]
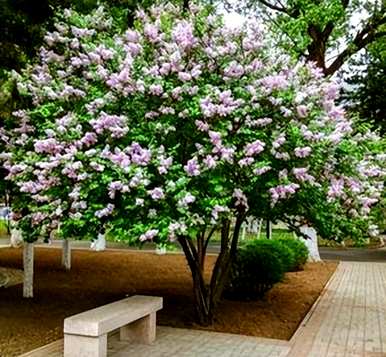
[
  {"left": 288, "top": 261, "right": 386, "bottom": 356},
  {"left": 19, "top": 261, "right": 386, "bottom": 357}
]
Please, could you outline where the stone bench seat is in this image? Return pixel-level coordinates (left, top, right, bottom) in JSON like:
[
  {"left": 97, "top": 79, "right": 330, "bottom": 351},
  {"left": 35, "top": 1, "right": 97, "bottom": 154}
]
[{"left": 64, "top": 295, "right": 163, "bottom": 357}]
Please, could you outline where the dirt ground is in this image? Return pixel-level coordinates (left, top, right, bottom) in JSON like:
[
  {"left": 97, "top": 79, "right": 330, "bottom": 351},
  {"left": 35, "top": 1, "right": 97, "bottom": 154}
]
[{"left": 0, "top": 247, "right": 337, "bottom": 357}]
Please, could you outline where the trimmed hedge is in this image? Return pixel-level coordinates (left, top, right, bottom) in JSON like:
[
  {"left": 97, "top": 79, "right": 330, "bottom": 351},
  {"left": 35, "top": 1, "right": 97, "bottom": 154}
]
[
  {"left": 225, "top": 239, "right": 288, "bottom": 300},
  {"left": 275, "top": 237, "right": 309, "bottom": 271}
]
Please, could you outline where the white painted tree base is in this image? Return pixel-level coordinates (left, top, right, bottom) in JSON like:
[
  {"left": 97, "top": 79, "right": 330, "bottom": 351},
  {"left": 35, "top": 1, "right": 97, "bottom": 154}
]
[
  {"left": 10, "top": 228, "right": 23, "bottom": 248},
  {"left": 299, "top": 225, "right": 321, "bottom": 262},
  {"left": 90, "top": 233, "right": 106, "bottom": 251},
  {"left": 23, "top": 242, "right": 34, "bottom": 298},
  {"left": 62, "top": 239, "right": 71, "bottom": 270}
]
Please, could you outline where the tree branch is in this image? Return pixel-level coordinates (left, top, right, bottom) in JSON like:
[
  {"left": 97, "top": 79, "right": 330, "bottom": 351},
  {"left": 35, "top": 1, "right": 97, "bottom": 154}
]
[
  {"left": 340, "top": 0, "right": 350, "bottom": 9},
  {"left": 255, "top": 0, "right": 290, "bottom": 15},
  {"left": 325, "top": 16, "right": 386, "bottom": 75}
]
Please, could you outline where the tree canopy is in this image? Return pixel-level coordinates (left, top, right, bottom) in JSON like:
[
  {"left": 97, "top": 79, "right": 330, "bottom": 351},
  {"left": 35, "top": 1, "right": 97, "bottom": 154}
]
[
  {"left": 3, "top": 4, "right": 384, "bottom": 323},
  {"left": 227, "top": 0, "right": 386, "bottom": 76}
]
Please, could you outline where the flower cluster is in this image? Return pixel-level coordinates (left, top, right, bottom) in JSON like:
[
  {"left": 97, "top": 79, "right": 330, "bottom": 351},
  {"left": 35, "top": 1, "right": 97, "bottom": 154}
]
[{"left": 2, "top": 4, "right": 385, "bottom": 243}]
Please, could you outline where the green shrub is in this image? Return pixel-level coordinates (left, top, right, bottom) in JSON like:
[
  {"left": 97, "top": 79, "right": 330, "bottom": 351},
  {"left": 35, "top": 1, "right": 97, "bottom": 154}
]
[
  {"left": 275, "top": 237, "right": 309, "bottom": 271},
  {"left": 224, "top": 239, "right": 287, "bottom": 300}
]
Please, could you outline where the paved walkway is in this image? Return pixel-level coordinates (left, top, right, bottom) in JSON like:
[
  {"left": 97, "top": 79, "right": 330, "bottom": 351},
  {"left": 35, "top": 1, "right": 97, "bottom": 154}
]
[
  {"left": 288, "top": 262, "right": 386, "bottom": 356},
  {"left": 19, "top": 261, "right": 386, "bottom": 357}
]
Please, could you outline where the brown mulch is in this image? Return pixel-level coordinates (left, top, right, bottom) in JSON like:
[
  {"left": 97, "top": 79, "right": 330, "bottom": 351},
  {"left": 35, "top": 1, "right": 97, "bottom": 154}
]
[{"left": 0, "top": 247, "right": 337, "bottom": 357}]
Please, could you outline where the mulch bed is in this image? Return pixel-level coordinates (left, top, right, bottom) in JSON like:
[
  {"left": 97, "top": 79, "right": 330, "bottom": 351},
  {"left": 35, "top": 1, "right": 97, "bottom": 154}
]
[{"left": 0, "top": 247, "right": 337, "bottom": 357}]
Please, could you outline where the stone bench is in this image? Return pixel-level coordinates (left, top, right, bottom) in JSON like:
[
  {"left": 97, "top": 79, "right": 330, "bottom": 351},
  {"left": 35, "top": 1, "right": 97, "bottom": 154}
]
[{"left": 63, "top": 295, "right": 163, "bottom": 357}]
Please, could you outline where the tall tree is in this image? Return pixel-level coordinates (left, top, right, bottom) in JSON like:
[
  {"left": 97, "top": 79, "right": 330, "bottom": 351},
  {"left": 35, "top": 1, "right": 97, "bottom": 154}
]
[
  {"left": 226, "top": 0, "right": 386, "bottom": 76},
  {"left": 5, "top": 5, "right": 384, "bottom": 322}
]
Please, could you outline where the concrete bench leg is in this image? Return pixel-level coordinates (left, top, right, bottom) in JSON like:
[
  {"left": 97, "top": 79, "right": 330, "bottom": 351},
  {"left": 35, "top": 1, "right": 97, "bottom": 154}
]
[
  {"left": 64, "top": 333, "right": 107, "bottom": 357},
  {"left": 120, "top": 312, "right": 156, "bottom": 344}
]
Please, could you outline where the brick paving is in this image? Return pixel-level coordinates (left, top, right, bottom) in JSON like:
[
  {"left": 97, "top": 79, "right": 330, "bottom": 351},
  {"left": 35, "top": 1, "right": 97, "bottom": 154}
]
[{"left": 20, "top": 262, "right": 386, "bottom": 357}]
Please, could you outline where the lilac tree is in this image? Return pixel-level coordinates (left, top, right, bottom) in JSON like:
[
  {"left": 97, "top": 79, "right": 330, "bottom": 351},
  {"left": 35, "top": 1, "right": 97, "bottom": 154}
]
[{"left": 3, "top": 4, "right": 385, "bottom": 322}]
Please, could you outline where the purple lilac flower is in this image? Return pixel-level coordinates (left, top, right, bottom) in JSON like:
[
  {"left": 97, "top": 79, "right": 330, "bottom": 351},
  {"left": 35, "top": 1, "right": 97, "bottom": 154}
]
[
  {"left": 81, "top": 132, "right": 97, "bottom": 147},
  {"left": 294, "top": 146, "right": 312, "bottom": 158},
  {"left": 195, "top": 120, "right": 209, "bottom": 132},
  {"left": 296, "top": 105, "right": 308, "bottom": 118},
  {"left": 211, "top": 205, "right": 230, "bottom": 221},
  {"left": 209, "top": 131, "right": 222, "bottom": 146},
  {"left": 233, "top": 189, "right": 248, "bottom": 208},
  {"left": 244, "top": 140, "right": 265, "bottom": 156},
  {"left": 178, "top": 193, "right": 196, "bottom": 208},
  {"left": 272, "top": 135, "right": 286, "bottom": 149},
  {"left": 224, "top": 61, "right": 244, "bottom": 78},
  {"left": 200, "top": 98, "right": 217, "bottom": 118},
  {"left": 261, "top": 75, "right": 288, "bottom": 91},
  {"left": 144, "top": 24, "right": 159, "bottom": 42},
  {"left": 203, "top": 155, "right": 217, "bottom": 169},
  {"left": 184, "top": 157, "right": 200, "bottom": 176},
  {"left": 327, "top": 178, "right": 345, "bottom": 200},
  {"left": 158, "top": 157, "right": 173, "bottom": 174},
  {"left": 178, "top": 72, "right": 192, "bottom": 81},
  {"left": 139, "top": 229, "right": 159, "bottom": 242},
  {"left": 125, "top": 29, "right": 140, "bottom": 42},
  {"left": 149, "top": 84, "right": 163, "bottom": 96},
  {"left": 95, "top": 203, "right": 115, "bottom": 218},
  {"left": 34, "top": 138, "right": 62, "bottom": 154},
  {"left": 292, "top": 168, "right": 315, "bottom": 184},
  {"left": 254, "top": 166, "right": 271, "bottom": 176},
  {"left": 269, "top": 183, "right": 300, "bottom": 206},
  {"left": 149, "top": 187, "right": 164, "bottom": 200},
  {"left": 129, "top": 143, "right": 151, "bottom": 166}
]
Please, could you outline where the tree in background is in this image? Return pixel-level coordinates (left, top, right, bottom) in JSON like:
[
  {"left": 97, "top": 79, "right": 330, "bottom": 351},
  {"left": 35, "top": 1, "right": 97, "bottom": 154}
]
[
  {"left": 226, "top": 0, "right": 386, "bottom": 76},
  {"left": 4, "top": 4, "right": 384, "bottom": 322},
  {"left": 343, "top": 36, "right": 386, "bottom": 135}
]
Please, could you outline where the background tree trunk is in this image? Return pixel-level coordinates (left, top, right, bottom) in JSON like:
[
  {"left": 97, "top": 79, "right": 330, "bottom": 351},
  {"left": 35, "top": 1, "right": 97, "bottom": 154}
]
[
  {"left": 23, "top": 242, "right": 34, "bottom": 298},
  {"left": 266, "top": 220, "right": 272, "bottom": 239},
  {"left": 61, "top": 239, "right": 71, "bottom": 270}
]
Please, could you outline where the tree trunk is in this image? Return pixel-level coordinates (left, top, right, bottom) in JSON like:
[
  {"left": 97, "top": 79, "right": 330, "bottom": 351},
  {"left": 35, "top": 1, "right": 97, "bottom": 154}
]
[
  {"left": 178, "top": 214, "right": 245, "bottom": 325},
  {"left": 62, "top": 239, "right": 71, "bottom": 270},
  {"left": 299, "top": 225, "right": 321, "bottom": 262},
  {"left": 23, "top": 242, "right": 34, "bottom": 298},
  {"left": 266, "top": 220, "right": 272, "bottom": 239}
]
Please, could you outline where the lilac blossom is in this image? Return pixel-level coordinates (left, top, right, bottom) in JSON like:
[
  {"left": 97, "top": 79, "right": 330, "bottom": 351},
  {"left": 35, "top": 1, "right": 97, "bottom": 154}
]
[
  {"left": 269, "top": 183, "right": 300, "bottom": 206},
  {"left": 149, "top": 187, "right": 164, "bottom": 200},
  {"left": 254, "top": 166, "right": 271, "bottom": 176},
  {"left": 139, "top": 229, "right": 159, "bottom": 242},
  {"left": 95, "top": 203, "right": 115, "bottom": 218},
  {"left": 172, "top": 20, "right": 195, "bottom": 50},
  {"left": 294, "top": 146, "right": 312, "bottom": 158},
  {"left": 178, "top": 193, "right": 196, "bottom": 208},
  {"left": 233, "top": 189, "right": 248, "bottom": 208},
  {"left": 244, "top": 140, "right": 265, "bottom": 156},
  {"left": 184, "top": 157, "right": 200, "bottom": 176},
  {"left": 296, "top": 105, "right": 308, "bottom": 118},
  {"left": 223, "top": 61, "right": 244, "bottom": 79}
]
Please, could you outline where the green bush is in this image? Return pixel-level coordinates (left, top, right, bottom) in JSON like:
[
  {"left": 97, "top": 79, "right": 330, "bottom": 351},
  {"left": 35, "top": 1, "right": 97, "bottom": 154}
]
[
  {"left": 224, "top": 239, "right": 287, "bottom": 300},
  {"left": 275, "top": 237, "right": 309, "bottom": 271}
]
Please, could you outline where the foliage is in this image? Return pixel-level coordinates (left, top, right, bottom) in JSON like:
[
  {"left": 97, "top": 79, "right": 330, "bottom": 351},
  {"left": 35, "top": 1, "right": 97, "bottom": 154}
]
[
  {"left": 225, "top": 0, "right": 386, "bottom": 76},
  {"left": 225, "top": 239, "right": 286, "bottom": 300},
  {"left": 2, "top": 4, "right": 385, "bottom": 322},
  {"left": 275, "top": 236, "right": 308, "bottom": 270},
  {"left": 0, "top": 0, "right": 188, "bottom": 75},
  {"left": 344, "top": 36, "right": 386, "bottom": 136}
]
